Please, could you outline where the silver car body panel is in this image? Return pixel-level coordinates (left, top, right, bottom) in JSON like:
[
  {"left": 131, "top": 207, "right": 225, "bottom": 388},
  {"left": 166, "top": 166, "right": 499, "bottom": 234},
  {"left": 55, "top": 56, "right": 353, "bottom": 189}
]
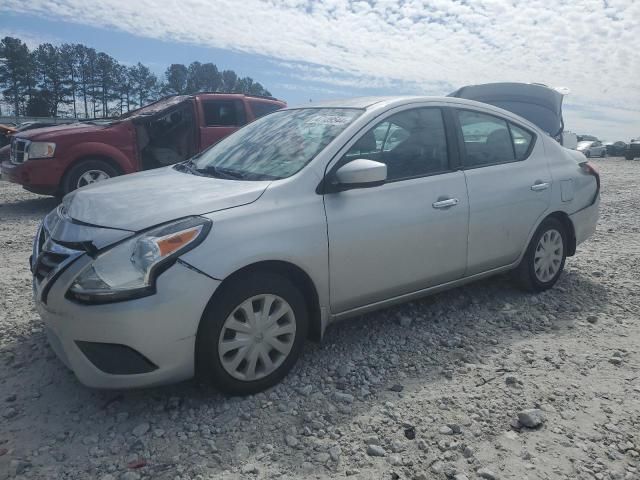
[
  {"left": 34, "top": 95, "right": 599, "bottom": 389},
  {"left": 35, "top": 248, "right": 219, "bottom": 388}
]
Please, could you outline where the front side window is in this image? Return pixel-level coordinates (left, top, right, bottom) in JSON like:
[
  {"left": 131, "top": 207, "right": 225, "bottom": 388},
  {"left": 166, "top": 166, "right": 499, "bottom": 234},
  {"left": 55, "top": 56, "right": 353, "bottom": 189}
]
[
  {"left": 188, "top": 108, "right": 362, "bottom": 180},
  {"left": 343, "top": 108, "right": 449, "bottom": 181},
  {"left": 458, "top": 110, "right": 515, "bottom": 167},
  {"left": 202, "top": 100, "right": 246, "bottom": 127}
]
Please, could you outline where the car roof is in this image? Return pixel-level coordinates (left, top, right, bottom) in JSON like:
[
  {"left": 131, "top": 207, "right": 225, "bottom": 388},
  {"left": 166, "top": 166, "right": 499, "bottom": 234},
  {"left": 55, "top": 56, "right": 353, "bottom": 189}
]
[{"left": 287, "top": 96, "right": 543, "bottom": 132}]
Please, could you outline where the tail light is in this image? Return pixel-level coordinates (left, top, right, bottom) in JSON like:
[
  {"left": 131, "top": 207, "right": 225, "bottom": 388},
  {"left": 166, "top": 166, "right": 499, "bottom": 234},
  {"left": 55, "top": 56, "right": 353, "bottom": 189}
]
[{"left": 580, "top": 161, "right": 600, "bottom": 198}]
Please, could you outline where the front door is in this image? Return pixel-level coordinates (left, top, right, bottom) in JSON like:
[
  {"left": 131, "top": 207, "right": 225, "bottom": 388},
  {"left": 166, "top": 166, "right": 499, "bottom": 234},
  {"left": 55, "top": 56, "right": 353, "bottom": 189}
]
[{"left": 324, "top": 107, "right": 469, "bottom": 313}]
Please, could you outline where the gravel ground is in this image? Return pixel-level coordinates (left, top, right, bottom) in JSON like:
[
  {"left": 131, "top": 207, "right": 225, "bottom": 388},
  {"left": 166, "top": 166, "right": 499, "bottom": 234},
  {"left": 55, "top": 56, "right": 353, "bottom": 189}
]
[{"left": 0, "top": 157, "right": 639, "bottom": 480}]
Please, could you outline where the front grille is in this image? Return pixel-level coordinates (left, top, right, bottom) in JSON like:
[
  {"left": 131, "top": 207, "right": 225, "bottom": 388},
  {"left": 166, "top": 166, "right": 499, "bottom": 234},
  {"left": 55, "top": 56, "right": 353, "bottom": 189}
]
[
  {"left": 32, "top": 220, "right": 84, "bottom": 304},
  {"left": 10, "top": 138, "right": 28, "bottom": 164},
  {"left": 34, "top": 252, "right": 70, "bottom": 283}
]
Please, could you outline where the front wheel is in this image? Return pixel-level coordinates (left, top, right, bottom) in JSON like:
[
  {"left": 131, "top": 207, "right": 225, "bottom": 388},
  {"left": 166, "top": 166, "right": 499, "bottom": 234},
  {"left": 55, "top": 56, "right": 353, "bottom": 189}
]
[
  {"left": 584, "top": 150, "right": 591, "bottom": 158},
  {"left": 196, "top": 272, "right": 308, "bottom": 395},
  {"left": 601, "top": 150, "right": 606, "bottom": 158},
  {"left": 625, "top": 153, "right": 635, "bottom": 160},
  {"left": 513, "top": 217, "right": 567, "bottom": 292},
  {"left": 61, "top": 159, "right": 119, "bottom": 196}
]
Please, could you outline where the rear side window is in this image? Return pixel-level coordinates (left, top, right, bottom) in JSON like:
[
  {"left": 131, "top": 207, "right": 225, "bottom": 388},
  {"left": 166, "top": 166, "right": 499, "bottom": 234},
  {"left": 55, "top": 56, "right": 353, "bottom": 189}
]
[
  {"left": 457, "top": 110, "right": 514, "bottom": 167},
  {"left": 509, "top": 123, "right": 534, "bottom": 160},
  {"left": 250, "top": 101, "right": 282, "bottom": 119},
  {"left": 343, "top": 107, "right": 449, "bottom": 181},
  {"left": 202, "top": 100, "right": 246, "bottom": 127}
]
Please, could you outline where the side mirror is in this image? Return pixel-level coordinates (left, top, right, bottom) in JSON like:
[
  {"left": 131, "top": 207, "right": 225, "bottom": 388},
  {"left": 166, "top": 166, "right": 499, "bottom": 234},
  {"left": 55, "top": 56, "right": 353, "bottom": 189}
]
[{"left": 333, "top": 159, "right": 387, "bottom": 190}]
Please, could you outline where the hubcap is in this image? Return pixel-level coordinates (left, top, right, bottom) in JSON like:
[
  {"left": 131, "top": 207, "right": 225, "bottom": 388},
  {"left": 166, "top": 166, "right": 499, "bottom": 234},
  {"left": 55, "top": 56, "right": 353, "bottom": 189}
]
[
  {"left": 218, "top": 294, "right": 296, "bottom": 381},
  {"left": 77, "top": 170, "right": 110, "bottom": 188},
  {"left": 534, "top": 228, "right": 564, "bottom": 283}
]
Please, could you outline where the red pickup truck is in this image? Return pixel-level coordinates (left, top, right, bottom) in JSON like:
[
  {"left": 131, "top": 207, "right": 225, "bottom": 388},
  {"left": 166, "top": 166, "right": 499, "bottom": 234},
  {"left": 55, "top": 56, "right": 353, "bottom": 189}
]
[{"left": 1, "top": 93, "right": 286, "bottom": 197}]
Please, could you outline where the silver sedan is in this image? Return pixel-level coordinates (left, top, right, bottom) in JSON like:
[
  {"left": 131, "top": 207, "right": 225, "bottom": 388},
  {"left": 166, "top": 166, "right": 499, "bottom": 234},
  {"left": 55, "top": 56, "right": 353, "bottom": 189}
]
[
  {"left": 577, "top": 140, "right": 607, "bottom": 158},
  {"left": 32, "top": 96, "right": 600, "bottom": 394}
]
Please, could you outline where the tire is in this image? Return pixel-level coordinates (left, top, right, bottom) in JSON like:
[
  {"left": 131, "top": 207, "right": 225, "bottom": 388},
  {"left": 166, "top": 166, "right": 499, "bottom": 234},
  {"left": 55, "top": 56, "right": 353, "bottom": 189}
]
[
  {"left": 601, "top": 150, "right": 606, "bottom": 158},
  {"left": 626, "top": 153, "right": 635, "bottom": 160},
  {"left": 584, "top": 150, "right": 591, "bottom": 158},
  {"left": 196, "top": 272, "right": 308, "bottom": 395},
  {"left": 61, "top": 159, "right": 119, "bottom": 196},
  {"left": 513, "top": 217, "right": 567, "bottom": 293}
]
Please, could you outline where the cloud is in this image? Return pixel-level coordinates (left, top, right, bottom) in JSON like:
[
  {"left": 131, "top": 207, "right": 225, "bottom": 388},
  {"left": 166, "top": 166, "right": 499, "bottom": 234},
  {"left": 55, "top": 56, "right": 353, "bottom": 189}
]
[{"left": 2, "top": 0, "right": 639, "bottom": 138}]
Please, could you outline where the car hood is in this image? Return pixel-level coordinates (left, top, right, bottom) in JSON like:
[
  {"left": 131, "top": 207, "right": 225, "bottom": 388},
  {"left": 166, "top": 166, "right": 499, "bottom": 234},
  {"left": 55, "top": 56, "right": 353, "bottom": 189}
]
[
  {"left": 16, "top": 122, "right": 109, "bottom": 141},
  {"left": 63, "top": 167, "right": 271, "bottom": 231},
  {"left": 449, "top": 82, "right": 565, "bottom": 136}
]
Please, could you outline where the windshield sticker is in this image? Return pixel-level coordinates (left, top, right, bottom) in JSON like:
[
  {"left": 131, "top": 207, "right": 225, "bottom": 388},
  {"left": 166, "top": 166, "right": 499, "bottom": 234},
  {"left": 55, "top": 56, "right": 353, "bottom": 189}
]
[{"left": 304, "top": 115, "right": 353, "bottom": 126}]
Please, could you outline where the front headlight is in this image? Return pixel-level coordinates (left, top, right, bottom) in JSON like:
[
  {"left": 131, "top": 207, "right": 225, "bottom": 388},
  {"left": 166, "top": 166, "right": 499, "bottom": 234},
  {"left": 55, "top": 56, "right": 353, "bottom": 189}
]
[
  {"left": 68, "top": 217, "right": 211, "bottom": 304},
  {"left": 27, "top": 142, "right": 56, "bottom": 160}
]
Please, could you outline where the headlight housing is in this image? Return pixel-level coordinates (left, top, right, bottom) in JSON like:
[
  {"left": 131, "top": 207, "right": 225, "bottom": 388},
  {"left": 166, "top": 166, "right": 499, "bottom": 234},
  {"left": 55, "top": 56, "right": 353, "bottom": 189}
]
[
  {"left": 68, "top": 217, "right": 211, "bottom": 304},
  {"left": 27, "top": 141, "right": 56, "bottom": 160}
]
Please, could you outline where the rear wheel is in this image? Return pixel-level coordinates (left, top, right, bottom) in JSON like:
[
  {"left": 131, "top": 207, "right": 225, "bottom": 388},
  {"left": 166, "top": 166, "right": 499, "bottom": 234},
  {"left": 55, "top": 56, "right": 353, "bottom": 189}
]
[
  {"left": 514, "top": 217, "right": 567, "bottom": 292},
  {"left": 601, "top": 150, "right": 606, "bottom": 158},
  {"left": 61, "top": 159, "right": 119, "bottom": 196},
  {"left": 196, "top": 272, "right": 308, "bottom": 395},
  {"left": 625, "top": 153, "right": 635, "bottom": 160}
]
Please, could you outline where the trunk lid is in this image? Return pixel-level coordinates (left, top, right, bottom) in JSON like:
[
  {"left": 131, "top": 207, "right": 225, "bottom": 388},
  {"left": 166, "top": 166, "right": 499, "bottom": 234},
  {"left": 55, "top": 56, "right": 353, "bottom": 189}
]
[{"left": 449, "top": 82, "right": 565, "bottom": 137}]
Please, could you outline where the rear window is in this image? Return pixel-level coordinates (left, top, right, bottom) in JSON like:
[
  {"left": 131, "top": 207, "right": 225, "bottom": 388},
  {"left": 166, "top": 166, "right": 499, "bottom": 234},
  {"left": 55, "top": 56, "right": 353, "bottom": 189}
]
[
  {"left": 202, "top": 100, "right": 246, "bottom": 127},
  {"left": 250, "top": 101, "right": 282, "bottom": 119}
]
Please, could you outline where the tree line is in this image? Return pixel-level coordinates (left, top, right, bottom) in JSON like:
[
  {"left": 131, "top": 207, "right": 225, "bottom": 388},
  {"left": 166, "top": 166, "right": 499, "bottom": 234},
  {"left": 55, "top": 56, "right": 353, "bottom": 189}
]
[{"left": 0, "top": 36, "right": 273, "bottom": 119}]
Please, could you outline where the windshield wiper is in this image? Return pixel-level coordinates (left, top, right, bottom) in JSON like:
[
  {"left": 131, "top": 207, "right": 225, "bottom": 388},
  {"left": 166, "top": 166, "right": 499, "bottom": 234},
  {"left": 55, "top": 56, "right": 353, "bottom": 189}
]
[
  {"left": 194, "top": 165, "right": 247, "bottom": 180},
  {"left": 173, "top": 159, "right": 196, "bottom": 173}
]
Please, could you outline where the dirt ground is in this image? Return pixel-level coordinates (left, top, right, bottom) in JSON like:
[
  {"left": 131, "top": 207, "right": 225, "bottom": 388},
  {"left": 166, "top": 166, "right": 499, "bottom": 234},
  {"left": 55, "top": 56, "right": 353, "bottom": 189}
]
[{"left": 0, "top": 158, "right": 639, "bottom": 480}]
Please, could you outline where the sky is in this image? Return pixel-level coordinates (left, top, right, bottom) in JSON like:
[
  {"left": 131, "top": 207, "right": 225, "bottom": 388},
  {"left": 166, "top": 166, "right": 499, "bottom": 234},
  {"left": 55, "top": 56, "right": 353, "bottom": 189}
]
[{"left": 1, "top": 0, "right": 638, "bottom": 141}]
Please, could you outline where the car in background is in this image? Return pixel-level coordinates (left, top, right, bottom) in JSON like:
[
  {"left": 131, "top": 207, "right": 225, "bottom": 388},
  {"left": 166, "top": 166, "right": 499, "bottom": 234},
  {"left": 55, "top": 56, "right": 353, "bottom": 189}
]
[
  {"left": 625, "top": 138, "right": 640, "bottom": 160},
  {"left": 577, "top": 140, "right": 607, "bottom": 158},
  {"left": 31, "top": 96, "right": 600, "bottom": 393},
  {"left": 561, "top": 131, "right": 578, "bottom": 149},
  {"left": 604, "top": 141, "right": 627, "bottom": 156},
  {"left": 449, "top": 82, "right": 573, "bottom": 146},
  {"left": 578, "top": 135, "right": 598, "bottom": 142},
  {"left": 1, "top": 93, "right": 286, "bottom": 197}
]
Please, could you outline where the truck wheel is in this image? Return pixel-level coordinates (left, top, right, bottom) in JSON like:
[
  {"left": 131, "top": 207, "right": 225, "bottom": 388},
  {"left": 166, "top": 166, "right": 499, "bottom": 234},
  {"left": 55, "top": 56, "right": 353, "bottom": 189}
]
[{"left": 62, "top": 159, "right": 119, "bottom": 196}]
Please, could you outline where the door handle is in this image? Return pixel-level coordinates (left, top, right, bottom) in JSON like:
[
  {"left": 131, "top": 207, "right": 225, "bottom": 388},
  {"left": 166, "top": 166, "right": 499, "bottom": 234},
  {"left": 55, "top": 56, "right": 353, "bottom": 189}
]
[
  {"left": 432, "top": 198, "right": 459, "bottom": 209},
  {"left": 530, "top": 182, "right": 550, "bottom": 192}
]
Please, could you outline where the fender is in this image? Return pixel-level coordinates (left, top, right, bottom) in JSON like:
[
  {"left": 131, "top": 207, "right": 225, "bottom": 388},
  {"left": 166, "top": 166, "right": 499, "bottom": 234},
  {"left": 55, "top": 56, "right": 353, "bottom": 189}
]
[{"left": 66, "top": 141, "right": 137, "bottom": 174}]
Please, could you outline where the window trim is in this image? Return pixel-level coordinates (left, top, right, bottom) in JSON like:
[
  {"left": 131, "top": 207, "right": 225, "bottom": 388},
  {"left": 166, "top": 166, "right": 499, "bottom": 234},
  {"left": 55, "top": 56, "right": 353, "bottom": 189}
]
[
  {"left": 453, "top": 108, "right": 537, "bottom": 170},
  {"left": 319, "top": 105, "right": 457, "bottom": 193}
]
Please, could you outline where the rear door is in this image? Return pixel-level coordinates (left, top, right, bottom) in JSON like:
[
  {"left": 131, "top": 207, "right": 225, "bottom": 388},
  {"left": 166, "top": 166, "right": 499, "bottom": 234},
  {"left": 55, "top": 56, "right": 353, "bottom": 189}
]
[
  {"left": 196, "top": 98, "right": 247, "bottom": 150},
  {"left": 454, "top": 108, "right": 552, "bottom": 275}
]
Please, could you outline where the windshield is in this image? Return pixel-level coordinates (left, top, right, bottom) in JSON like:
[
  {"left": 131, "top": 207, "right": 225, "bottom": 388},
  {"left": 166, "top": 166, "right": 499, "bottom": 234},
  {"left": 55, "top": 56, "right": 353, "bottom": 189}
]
[{"left": 187, "top": 108, "right": 362, "bottom": 180}]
